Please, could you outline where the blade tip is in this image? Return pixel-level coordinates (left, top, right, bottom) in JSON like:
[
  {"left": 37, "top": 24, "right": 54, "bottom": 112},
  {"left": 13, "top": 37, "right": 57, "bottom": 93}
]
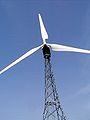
[{"left": 38, "top": 13, "right": 41, "bottom": 16}]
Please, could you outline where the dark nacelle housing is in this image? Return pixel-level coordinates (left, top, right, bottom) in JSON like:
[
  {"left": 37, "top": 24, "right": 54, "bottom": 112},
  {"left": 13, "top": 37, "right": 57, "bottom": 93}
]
[{"left": 42, "top": 44, "right": 51, "bottom": 59}]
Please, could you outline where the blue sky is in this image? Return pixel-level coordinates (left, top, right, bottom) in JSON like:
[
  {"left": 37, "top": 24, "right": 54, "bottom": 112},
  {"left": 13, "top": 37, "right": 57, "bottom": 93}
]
[{"left": 0, "top": 0, "right": 90, "bottom": 120}]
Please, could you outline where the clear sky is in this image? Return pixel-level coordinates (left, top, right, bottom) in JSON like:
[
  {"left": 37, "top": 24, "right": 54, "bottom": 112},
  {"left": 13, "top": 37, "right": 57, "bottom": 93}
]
[{"left": 0, "top": 0, "right": 90, "bottom": 120}]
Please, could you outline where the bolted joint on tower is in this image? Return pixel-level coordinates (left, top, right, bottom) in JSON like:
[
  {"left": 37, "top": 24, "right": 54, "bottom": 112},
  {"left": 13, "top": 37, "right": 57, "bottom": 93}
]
[{"left": 42, "top": 44, "right": 67, "bottom": 120}]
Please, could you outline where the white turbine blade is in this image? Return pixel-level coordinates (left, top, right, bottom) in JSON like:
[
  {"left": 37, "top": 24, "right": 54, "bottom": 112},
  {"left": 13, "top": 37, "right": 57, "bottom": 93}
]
[
  {"left": 48, "top": 43, "right": 90, "bottom": 54},
  {"left": 38, "top": 14, "right": 48, "bottom": 44},
  {"left": 0, "top": 45, "right": 43, "bottom": 75}
]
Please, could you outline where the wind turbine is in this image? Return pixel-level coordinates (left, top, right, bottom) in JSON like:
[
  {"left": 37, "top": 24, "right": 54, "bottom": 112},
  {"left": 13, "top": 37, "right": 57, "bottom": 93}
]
[
  {"left": 0, "top": 14, "right": 90, "bottom": 75},
  {"left": 0, "top": 14, "right": 90, "bottom": 120}
]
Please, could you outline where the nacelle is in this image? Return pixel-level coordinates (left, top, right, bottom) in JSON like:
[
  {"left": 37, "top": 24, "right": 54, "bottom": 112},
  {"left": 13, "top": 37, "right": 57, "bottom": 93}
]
[{"left": 42, "top": 44, "right": 51, "bottom": 59}]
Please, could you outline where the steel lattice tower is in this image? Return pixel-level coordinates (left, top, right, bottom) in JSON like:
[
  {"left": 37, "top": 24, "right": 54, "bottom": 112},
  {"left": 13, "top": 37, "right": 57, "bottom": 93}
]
[{"left": 42, "top": 44, "right": 66, "bottom": 120}]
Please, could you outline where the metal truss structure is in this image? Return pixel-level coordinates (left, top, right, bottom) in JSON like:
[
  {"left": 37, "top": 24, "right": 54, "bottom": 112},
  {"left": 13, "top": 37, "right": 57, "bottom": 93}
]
[{"left": 42, "top": 45, "right": 66, "bottom": 120}]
